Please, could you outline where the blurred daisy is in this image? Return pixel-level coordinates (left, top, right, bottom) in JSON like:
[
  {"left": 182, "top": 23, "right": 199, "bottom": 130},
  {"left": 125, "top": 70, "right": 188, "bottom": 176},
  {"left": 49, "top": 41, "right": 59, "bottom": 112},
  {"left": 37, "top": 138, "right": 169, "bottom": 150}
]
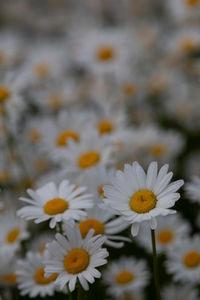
[
  {"left": 162, "top": 284, "right": 198, "bottom": 300},
  {"left": 0, "top": 210, "right": 29, "bottom": 256},
  {"left": 17, "top": 252, "right": 59, "bottom": 298},
  {"left": 103, "top": 161, "right": 184, "bottom": 236},
  {"left": 54, "top": 130, "right": 114, "bottom": 172},
  {"left": 185, "top": 176, "right": 200, "bottom": 203},
  {"left": 103, "top": 257, "right": 149, "bottom": 298},
  {"left": 75, "top": 204, "right": 129, "bottom": 248},
  {"left": 0, "top": 255, "right": 18, "bottom": 287},
  {"left": 28, "top": 232, "right": 54, "bottom": 255},
  {"left": 44, "top": 225, "right": 108, "bottom": 291},
  {"left": 17, "top": 180, "right": 93, "bottom": 228},
  {"left": 136, "top": 214, "right": 190, "bottom": 253},
  {"left": 166, "top": 235, "right": 200, "bottom": 284}
]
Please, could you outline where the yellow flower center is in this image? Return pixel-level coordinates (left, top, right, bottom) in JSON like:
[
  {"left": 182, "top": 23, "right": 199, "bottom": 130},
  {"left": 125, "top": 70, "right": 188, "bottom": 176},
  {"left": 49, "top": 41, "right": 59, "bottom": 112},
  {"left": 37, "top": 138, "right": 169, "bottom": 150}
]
[
  {"left": 3, "top": 273, "right": 18, "bottom": 284},
  {"left": 185, "top": 0, "right": 198, "bottom": 6},
  {"left": 122, "top": 83, "right": 138, "bottom": 96},
  {"left": 183, "top": 251, "right": 200, "bottom": 268},
  {"left": 179, "top": 38, "right": 197, "bottom": 53},
  {"left": 56, "top": 130, "right": 79, "bottom": 147},
  {"left": 115, "top": 271, "right": 134, "bottom": 285},
  {"left": 157, "top": 230, "right": 174, "bottom": 244},
  {"left": 64, "top": 249, "right": 89, "bottom": 274},
  {"left": 34, "top": 63, "right": 51, "bottom": 78},
  {"left": 78, "top": 151, "right": 100, "bottom": 169},
  {"left": 43, "top": 198, "right": 68, "bottom": 215},
  {"left": 6, "top": 228, "right": 20, "bottom": 243},
  {"left": 34, "top": 158, "right": 49, "bottom": 173},
  {"left": 0, "top": 169, "right": 11, "bottom": 183},
  {"left": 28, "top": 128, "right": 41, "bottom": 143},
  {"left": 0, "top": 86, "right": 10, "bottom": 104},
  {"left": 150, "top": 143, "right": 167, "bottom": 157},
  {"left": 47, "top": 93, "right": 62, "bottom": 110},
  {"left": 130, "top": 190, "right": 157, "bottom": 213},
  {"left": 98, "top": 185, "right": 105, "bottom": 196},
  {"left": 97, "top": 119, "right": 114, "bottom": 135},
  {"left": 96, "top": 46, "right": 115, "bottom": 62},
  {"left": 38, "top": 243, "right": 46, "bottom": 254},
  {"left": 34, "top": 268, "right": 58, "bottom": 285},
  {"left": 79, "top": 219, "right": 104, "bottom": 238}
]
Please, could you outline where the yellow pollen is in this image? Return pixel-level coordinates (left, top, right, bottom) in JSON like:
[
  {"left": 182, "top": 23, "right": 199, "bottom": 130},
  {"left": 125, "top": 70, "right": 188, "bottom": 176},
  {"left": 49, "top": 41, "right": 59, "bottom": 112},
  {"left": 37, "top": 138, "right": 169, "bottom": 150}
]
[
  {"left": 179, "top": 38, "right": 197, "bottom": 53},
  {"left": 64, "top": 248, "right": 89, "bottom": 274},
  {"left": 185, "top": 0, "right": 198, "bottom": 6},
  {"left": 6, "top": 228, "right": 20, "bottom": 244},
  {"left": 0, "top": 86, "right": 10, "bottom": 104},
  {"left": 157, "top": 230, "right": 174, "bottom": 244},
  {"left": 115, "top": 271, "right": 134, "bottom": 285},
  {"left": 56, "top": 130, "right": 79, "bottom": 147},
  {"left": 130, "top": 190, "right": 157, "bottom": 214},
  {"left": 34, "top": 268, "right": 58, "bottom": 285},
  {"left": 3, "top": 273, "right": 18, "bottom": 284},
  {"left": 97, "top": 120, "right": 114, "bottom": 135},
  {"left": 43, "top": 198, "right": 68, "bottom": 215},
  {"left": 0, "top": 169, "right": 11, "bottom": 183},
  {"left": 96, "top": 46, "right": 115, "bottom": 62},
  {"left": 122, "top": 83, "right": 138, "bottom": 96},
  {"left": 150, "top": 143, "right": 167, "bottom": 157},
  {"left": 28, "top": 128, "right": 41, "bottom": 143},
  {"left": 79, "top": 219, "right": 104, "bottom": 238},
  {"left": 34, "top": 63, "right": 51, "bottom": 78},
  {"left": 98, "top": 185, "right": 105, "bottom": 196},
  {"left": 183, "top": 251, "right": 200, "bottom": 268},
  {"left": 78, "top": 151, "right": 100, "bottom": 169}
]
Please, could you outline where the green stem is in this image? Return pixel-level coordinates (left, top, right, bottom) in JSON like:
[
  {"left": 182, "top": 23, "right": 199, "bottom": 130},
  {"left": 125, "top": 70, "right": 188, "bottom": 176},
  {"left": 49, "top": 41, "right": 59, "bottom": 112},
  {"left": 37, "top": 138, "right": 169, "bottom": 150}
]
[
  {"left": 58, "top": 222, "right": 63, "bottom": 234},
  {"left": 151, "top": 229, "right": 161, "bottom": 300},
  {"left": 67, "top": 284, "right": 73, "bottom": 300},
  {"left": 77, "top": 284, "right": 88, "bottom": 300}
]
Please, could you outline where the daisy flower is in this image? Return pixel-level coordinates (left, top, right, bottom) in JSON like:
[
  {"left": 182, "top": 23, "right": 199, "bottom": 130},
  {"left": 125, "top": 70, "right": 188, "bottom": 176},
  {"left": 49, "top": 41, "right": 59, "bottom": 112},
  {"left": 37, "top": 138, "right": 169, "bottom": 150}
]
[
  {"left": 72, "top": 204, "right": 129, "bottom": 248},
  {"left": 17, "top": 180, "right": 93, "bottom": 228},
  {"left": 0, "top": 254, "right": 18, "bottom": 287},
  {"left": 166, "top": 235, "right": 200, "bottom": 284},
  {"left": 28, "top": 232, "right": 54, "bottom": 255},
  {"left": 54, "top": 130, "right": 114, "bottom": 172},
  {"left": 185, "top": 176, "right": 200, "bottom": 203},
  {"left": 103, "top": 161, "right": 184, "bottom": 236},
  {"left": 16, "top": 252, "right": 59, "bottom": 298},
  {"left": 44, "top": 225, "right": 108, "bottom": 291},
  {"left": 103, "top": 256, "right": 149, "bottom": 298},
  {"left": 136, "top": 214, "right": 190, "bottom": 253},
  {"left": 162, "top": 284, "right": 198, "bottom": 300},
  {"left": 0, "top": 210, "right": 29, "bottom": 256}
]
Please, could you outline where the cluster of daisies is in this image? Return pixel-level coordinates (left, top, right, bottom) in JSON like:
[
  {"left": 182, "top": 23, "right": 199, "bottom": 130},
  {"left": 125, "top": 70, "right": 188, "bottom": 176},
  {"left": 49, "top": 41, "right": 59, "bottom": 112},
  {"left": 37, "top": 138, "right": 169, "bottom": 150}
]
[{"left": 1, "top": 0, "right": 200, "bottom": 299}]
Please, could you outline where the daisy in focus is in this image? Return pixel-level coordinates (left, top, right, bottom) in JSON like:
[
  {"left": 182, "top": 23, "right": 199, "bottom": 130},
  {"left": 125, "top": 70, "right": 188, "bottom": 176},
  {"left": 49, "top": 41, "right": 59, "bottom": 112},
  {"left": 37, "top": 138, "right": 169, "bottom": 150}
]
[
  {"left": 16, "top": 251, "right": 59, "bottom": 298},
  {"left": 166, "top": 235, "right": 200, "bottom": 284},
  {"left": 103, "top": 161, "right": 184, "bottom": 236},
  {"left": 103, "top": 256, "right": 149, "bottom": 298},
  {"left": 44, "top": 225, "right": 108, "bottom": 291},
  {"left": 17, "top": 180, "right": 93, "bottom": 228}
]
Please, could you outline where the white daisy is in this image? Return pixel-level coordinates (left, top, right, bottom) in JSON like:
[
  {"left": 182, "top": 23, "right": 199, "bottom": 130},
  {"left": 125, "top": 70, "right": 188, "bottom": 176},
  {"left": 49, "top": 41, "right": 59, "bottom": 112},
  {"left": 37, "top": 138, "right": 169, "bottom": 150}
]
[
  {"left": 72, "top": 204, "right": 129, "bottom": 248},
  {"left": 136, "top": 214, "right": 190, "bottom": 253},
  {"left": 16, "top": 251, "right": 59, "bottom": 298},
  {"left": 0, "top": 254, "right": 18, "bottom": 287},
  {"left": 0, "top": 210, "right": 29, "bottom": 256},
  {"left": 54, "top": 130, "right": 114, "bottom": 172},
  {"left": 44, "top": 225, "right": 108, "bottom": 291},
  {"left": 28, "top": 232, "right": 54, "bottom": 255},
  {"left": 166, "top": 235, "right": 200, "bottom": 284},
  {"left": 162, "top": 284, "right": 198, "bottom": 300},
  {"left": 103, "top": 256, "right": 149, "bottom": 298},
  {"left": 103, "top": 161, "right": 184, "bottom": 237},
  {"left": 17, "top": 180, "right": 93, "bottom": 228},
  {"left": 185, "top": 176, "right": 200, "bottom": 203}
]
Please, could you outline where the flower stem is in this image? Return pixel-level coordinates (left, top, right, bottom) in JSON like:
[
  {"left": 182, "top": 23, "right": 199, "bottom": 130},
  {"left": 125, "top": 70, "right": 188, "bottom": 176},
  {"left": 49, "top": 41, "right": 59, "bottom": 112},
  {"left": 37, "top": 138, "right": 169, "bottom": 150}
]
[
  {"left": 67, "top": 284, "right": 73, "bottom": 300},
  {"left": 77, "top": 284, "right": 88, "bottom": 300},
  {"left": 151, "top": 229, "right": 161, "bottom": 300}
]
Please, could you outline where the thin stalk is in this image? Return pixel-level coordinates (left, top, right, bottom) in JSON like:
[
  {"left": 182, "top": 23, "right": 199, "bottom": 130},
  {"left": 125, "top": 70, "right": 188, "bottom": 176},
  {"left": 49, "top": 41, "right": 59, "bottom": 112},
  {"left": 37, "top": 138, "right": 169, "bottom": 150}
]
[
  {"left": 67, "top": 284, "right": 73, "bottom": 300},
  {"left": 77, "top": 283, "right": 88, "bottom": 300},
  {"left": 151, "top": 229, "right": 161, "bottom": 300}
]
